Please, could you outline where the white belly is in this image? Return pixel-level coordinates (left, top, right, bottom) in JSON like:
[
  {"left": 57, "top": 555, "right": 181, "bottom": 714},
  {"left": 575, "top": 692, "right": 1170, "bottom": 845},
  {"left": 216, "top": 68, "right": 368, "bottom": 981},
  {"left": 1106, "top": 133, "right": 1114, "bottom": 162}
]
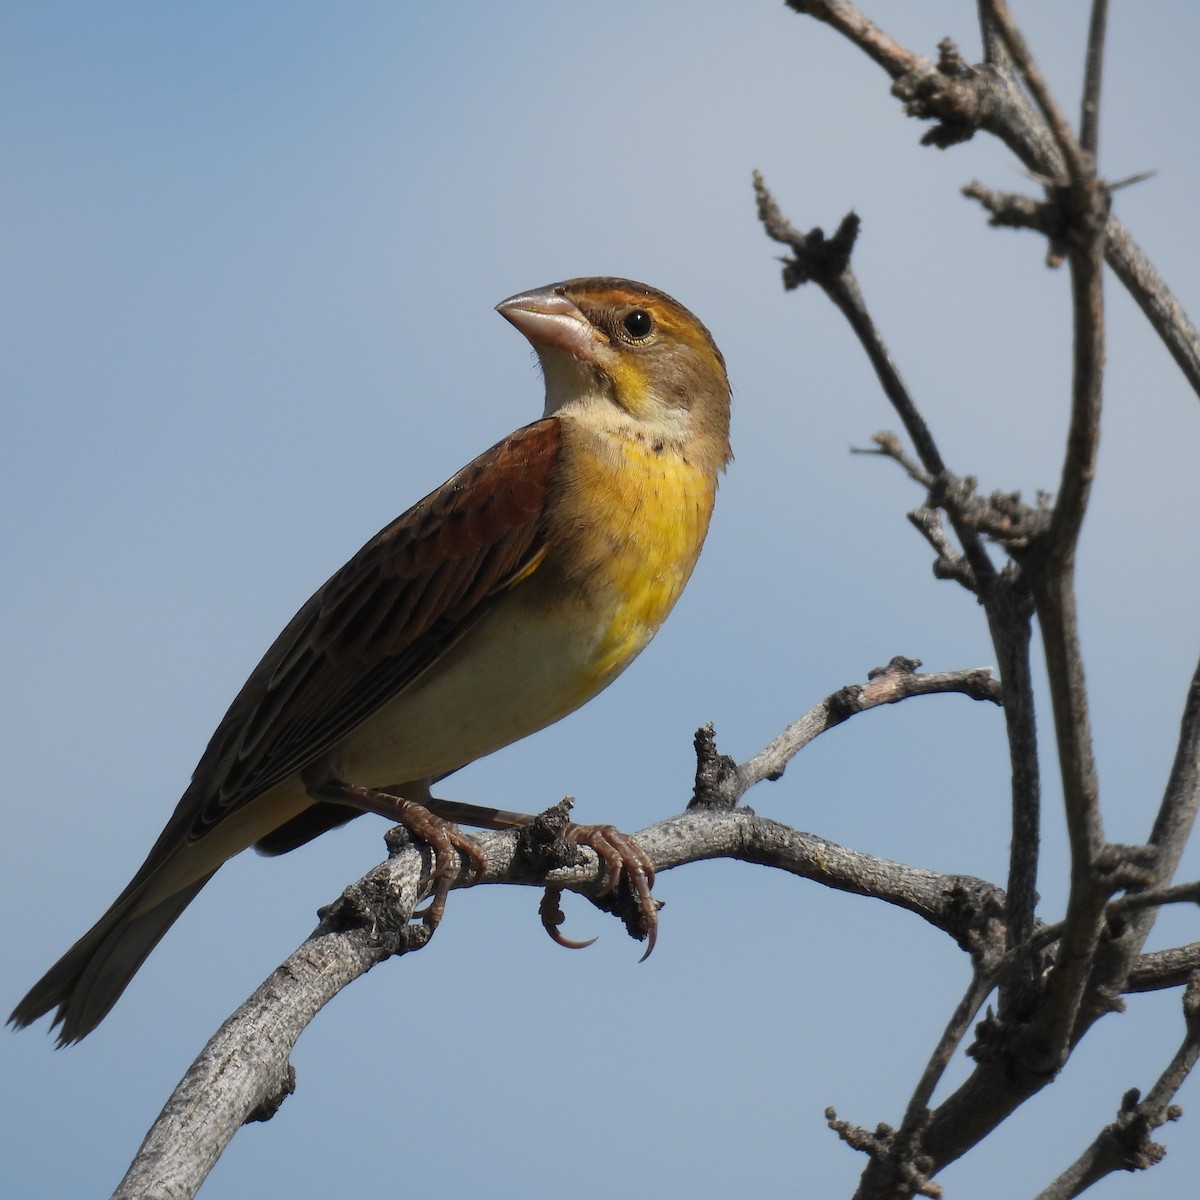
[{"left": 332, "top": 586, "right": 616, "bottom": 787}]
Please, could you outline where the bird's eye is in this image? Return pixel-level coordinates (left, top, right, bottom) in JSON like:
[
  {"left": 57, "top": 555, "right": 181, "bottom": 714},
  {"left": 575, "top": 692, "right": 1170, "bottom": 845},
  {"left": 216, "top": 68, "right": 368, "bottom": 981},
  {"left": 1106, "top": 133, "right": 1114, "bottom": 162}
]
[{"left": 622, "top": 309, "right": 654, "bottom": 340}]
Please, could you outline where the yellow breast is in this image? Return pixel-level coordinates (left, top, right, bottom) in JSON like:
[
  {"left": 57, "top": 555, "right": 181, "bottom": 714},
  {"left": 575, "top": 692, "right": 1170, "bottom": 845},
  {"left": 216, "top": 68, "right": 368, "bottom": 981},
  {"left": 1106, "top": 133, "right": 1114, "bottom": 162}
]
[{"left": 548, "top": 419, "right": 718, "bottom": 690}]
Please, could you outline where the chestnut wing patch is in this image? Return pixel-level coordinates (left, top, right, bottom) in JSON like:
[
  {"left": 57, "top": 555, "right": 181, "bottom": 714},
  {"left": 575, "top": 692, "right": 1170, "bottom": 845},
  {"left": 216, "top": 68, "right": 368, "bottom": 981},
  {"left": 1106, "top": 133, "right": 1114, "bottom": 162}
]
[{"left": 187, "top": 418, "right": 561, "bottom": 837}]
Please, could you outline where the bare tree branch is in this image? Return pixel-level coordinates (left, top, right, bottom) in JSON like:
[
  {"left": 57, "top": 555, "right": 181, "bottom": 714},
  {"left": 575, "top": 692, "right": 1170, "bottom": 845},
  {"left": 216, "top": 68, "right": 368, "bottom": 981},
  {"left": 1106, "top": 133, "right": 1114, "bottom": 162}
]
[
  {"left": 1128, "top": 944, "right": 1200, "bottom": 994},
  {"left": 1079, "top": 0, "right": 1109, "bottom": 158},
  {"left": 1034, "top": 975, "right": 1200, "bottom": 1200},
  {"left": 840, "top": 0, "right": 1115, "bottom": 1080},
  {"left": 850, "top": 966, "right": 995, "bottom": 1199},
  {"left": 785, "top": 0, "right": 921, "bottom": 81},
  {"left": 980, "top": 0, "right": 1090, "bottom": 185},
  {"left": 987, "top": 0, "right": 1114, "bottom": 1073},
  {"left": 112, "top": 858, "right": 431, "bottom": 1200},
  {"left": 764, "top": 5, "right": 1200, "bottom": 1191},
  {"left": 1106, "top": 216, "right": 1200, "bottom": 398},
  {"left": 700, "top": 657, "right": 1003, "bottom": 807},
  {"left": 789, "top": 0, "right": 1200, "bottom": 398},
  {"left": 755, "top": 169, "right": 1049, "bottom": 1003},
  {"left": 1077, "top": 653, "right": 1200, "bottom": 1026},
  {"left": 752, "top": 177, "right": 974, "bottom": 545},
  {"left": 111, "top": 812, "right": 1005, "bottom": 1199}
]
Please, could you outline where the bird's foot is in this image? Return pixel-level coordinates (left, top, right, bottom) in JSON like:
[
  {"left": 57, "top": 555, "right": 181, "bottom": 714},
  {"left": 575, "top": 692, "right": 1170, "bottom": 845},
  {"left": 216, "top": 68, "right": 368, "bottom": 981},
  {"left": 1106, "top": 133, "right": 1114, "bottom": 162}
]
[
  {"left": 521, "top": 803, "right": 658, "bottom": 959},
  {"left": 402, "top": 805, "right": 488, "bottom": 930},
  {"left": 563, "top": 822, "right": 659, "bottom": 960},
  {"left": 312, "top": 781, "right": 487, "bottom": 931}
]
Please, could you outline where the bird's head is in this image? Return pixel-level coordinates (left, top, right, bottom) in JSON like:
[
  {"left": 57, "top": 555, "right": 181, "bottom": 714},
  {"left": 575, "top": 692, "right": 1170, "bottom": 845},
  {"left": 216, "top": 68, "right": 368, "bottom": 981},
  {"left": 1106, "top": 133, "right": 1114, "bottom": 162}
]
[{"left": 497, "top": 277, "right": 732, "bottom": 475}]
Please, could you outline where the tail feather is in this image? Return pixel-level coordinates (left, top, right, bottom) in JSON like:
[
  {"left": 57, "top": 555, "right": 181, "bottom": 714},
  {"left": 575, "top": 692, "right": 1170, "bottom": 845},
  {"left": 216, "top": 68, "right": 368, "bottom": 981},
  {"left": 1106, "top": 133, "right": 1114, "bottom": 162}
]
[
  {"left": 9, "top": 872, "right": 216, "bottom": 1045},
  {"left": 254, "top": 801, "right": 361, "bottom": 855}
]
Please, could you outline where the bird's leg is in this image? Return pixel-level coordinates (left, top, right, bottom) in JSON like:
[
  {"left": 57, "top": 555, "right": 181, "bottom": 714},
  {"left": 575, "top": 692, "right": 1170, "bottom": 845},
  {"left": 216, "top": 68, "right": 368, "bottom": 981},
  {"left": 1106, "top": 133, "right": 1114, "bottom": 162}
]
[
  {"left": 419, "top": 796, "right": 659, "bottom": 959},
  {"left": 307, "top": 779, "right": 487, "bottom": 931}
]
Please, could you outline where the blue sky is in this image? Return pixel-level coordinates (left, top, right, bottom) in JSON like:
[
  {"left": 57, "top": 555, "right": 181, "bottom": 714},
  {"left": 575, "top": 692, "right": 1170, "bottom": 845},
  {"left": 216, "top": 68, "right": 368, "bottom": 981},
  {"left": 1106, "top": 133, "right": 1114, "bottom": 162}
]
[{"left": 4, "top": 3, "right": 1200, "bottom": 1197}]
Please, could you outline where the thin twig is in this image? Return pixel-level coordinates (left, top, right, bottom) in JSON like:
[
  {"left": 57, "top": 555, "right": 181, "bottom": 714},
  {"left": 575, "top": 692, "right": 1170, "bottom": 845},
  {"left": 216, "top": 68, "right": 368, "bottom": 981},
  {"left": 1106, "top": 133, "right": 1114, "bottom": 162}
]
[
  {"left": 1007, "top": 878, "right": 1200, "bottom": 979},
  {"left": 981, "top": 0, "right": 1114, "bottom": 1074},
  {"left": 705, "top": 658, "right": 1002, "bottom": 805},
  {"left": 1079, "top": 653, "right": 1200, "bottom": 1025},
  {"left": 990, "top": 571, "right": 1041, "bottom": 977},
  {"left": 858, "top": 430, "right": 933, "bottom": 487},
  {"left": 791, "top": 0, "right": 1200, "bottom": 399},
  {"left": 785, "top": 0, "right": 920, "bottom": 80},
  {"left": 1078, "top": 0, "right": 1109, "bottom": 158},
  {"left": 756, "top": 170, "right": 1045, "bottom": 1001},
  {"left": 856, "top": 868, "right": 1200, "bottom": 1195},
  {"left": 753, "top": 173, "right": 998, "bottom": 593},
  {"left": 1033, "top": 975, "right": 1200, "bottom": 1199},
  {"left": 1106, "top": 216, "right": 1200, "bottom": 398},
  {"left": 980, "top": 0, "right": 1090, "bottom": 185},
  {"left": 908, "top": 507, "right": 976, "bottom": 590},
  {"left": 902, "top": 967, "right": 997, "bottom": 1132},
  {"left": 976, "top": 0, "right": 1006, "bottom": 67}
]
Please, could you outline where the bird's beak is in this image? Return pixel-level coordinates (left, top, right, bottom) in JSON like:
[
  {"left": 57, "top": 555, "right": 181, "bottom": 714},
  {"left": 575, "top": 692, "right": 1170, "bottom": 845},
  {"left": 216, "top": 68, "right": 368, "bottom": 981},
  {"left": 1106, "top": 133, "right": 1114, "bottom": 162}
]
[{"left": 496, "top": 287, "right": 601, "bottom": 363}]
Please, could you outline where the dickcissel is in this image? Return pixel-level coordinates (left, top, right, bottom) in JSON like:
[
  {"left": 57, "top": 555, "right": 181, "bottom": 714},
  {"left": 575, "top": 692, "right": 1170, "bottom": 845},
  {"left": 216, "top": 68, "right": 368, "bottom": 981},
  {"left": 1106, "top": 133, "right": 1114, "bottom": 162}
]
[{"left": 12, "top": 276, "right": 732, "bottom": 1044}]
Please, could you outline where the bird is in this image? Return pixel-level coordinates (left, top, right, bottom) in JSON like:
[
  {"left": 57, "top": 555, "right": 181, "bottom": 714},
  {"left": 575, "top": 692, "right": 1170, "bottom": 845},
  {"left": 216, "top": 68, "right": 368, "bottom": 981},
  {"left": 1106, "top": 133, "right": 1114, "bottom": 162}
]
[{"left": 11, "top": 276, "right": 732, "bottom": 1044}]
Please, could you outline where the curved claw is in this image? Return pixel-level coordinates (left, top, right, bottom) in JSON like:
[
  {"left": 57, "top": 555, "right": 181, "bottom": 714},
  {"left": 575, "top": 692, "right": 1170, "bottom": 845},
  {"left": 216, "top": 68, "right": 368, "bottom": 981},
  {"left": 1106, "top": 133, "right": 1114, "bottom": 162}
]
[
  {"left": 562, "top": 823, "right": 659, "bottom": 959},
  {"left": 413, "top": 875, "right": 452, "bottom": 930},
  {"left": 539, "top": 886, "right": 598, "bottom": 950},
  {"left": 637, "top": 920, "right": 657, "bottom": 963}
]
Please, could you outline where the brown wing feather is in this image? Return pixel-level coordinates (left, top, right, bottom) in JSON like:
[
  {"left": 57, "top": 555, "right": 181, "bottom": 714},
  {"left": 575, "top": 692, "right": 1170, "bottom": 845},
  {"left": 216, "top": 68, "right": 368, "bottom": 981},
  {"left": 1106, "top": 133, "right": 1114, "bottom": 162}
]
[{"left": 184, "top": 417, "right": 562, "bottom": 837}]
